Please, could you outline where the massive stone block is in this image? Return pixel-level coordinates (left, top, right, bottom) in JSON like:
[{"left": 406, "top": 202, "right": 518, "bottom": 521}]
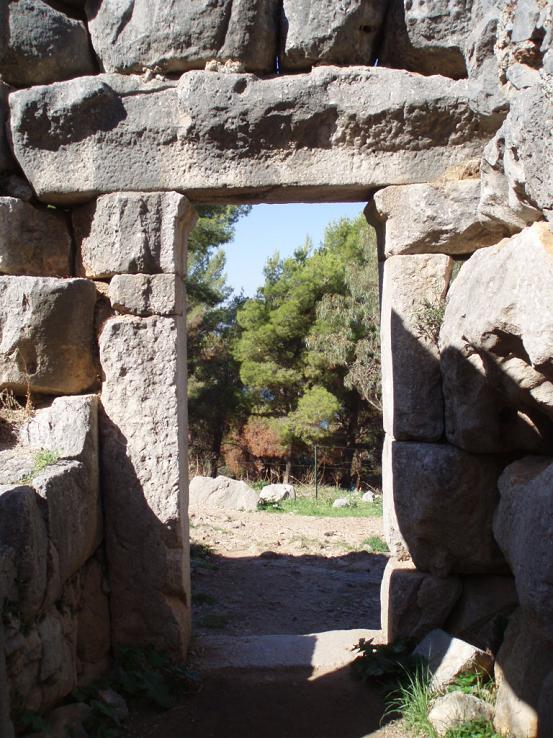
[
  {"left": 383, "top": 437, "right": 506, "bottom": 576},
  {"left": 0, "top": 277, "right": 98, "bottom": 395},
  {"left": 380, "top": 253, "right": 452, "bottom": 442},
  {"left": 73, "top": 192, "right": 196, "bottom": 278},
  {"left": 371, "top": 180, "right": 508, "bottom": 258},
  {"left": 440, "top": 223, "right": 553, "bottom": 454},
  {"left": 380, "top": 558, "right": 462, "bottom": 643},
  {"left": 494, "top": 456, "right": 553, "bottom": 641},
  {"left": 86, "top": 0, "right": 279, "bottom": 75},
  {"left": 9, "top": 67, "right": 501, "bottom": 204},
  {"left": 0, "top": 0, "right": 96, "bottom": 86},
  {"left": 109, "top": 274, "right": 185, "bottom": 317},
  {"left": 99, "top": 314, "right": 190, "bottom": 656},
  {"left": 281, "top": 0, "right": 387, "bottom": 70},
  {"left": 0, "top": 197, "right": 71, "bottom": 277}
]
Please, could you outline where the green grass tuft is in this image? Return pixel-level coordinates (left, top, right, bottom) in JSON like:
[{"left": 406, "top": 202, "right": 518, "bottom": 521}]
[
  {"left": 20, "top": 449, "right": 60, "bottom": 484},
  {"left": 385, "top": 665, "right": 437, "bottom": 737},
  {"left": 444, "top": 720, "right": 500, "bottom": 738},
  {"left": 260, "top": 485, "right": 383, "bottom": 518},
  {"left": 363, "top": 535, "right": 389, "bottom": 553}
]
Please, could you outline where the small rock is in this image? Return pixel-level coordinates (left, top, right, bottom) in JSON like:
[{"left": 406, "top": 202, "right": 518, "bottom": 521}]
[
  {"left": 259, "top": 483, "right": 294, "bottom": 503},
  {"left": 361, "top": 491, "right": 375, "bottom": 503},
  {"left": 98, "top": 688, "right": 129, "bottom": 721},
  {"left": 429, "top": 692, "right": 494, "bottom": 737},
  {"left": 332, "top": 498, "right": 350, "bottom": 509},
  {"left": 414, "top": 629, "right": 494, "bottom": 690}
]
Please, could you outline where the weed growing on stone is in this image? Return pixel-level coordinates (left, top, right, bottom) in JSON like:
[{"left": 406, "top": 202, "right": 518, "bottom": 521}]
[
  {"left": 443, "top": 720, "right": 501, "bottom": 738},
  {"left": 447, "top": 672, "right": 496, "bottom": 705},
  {"left": 0, "top": 387, "right": 33, "bottom": 443},
  {"left": 415, "top": 296, "right": 446, "bottom": 347},
  {"left": 20, "top": 449, "right": 59, "bottom": 483}
]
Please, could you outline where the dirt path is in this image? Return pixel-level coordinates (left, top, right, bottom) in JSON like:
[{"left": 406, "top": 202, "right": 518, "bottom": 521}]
[{"left": 190, "top": 508, "right": 388, "bottom": 636}]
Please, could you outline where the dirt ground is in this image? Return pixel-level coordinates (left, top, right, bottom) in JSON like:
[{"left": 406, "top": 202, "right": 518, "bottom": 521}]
[
  {"left": 189, "top": 508, "right": 388, "bottom": 636},
  {"left": 125, "top": 507, "right": 413, "bottom": 738}
]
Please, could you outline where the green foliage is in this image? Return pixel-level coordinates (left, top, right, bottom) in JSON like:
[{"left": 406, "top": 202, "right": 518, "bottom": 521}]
[
  {"left": 363, "top": 535, "right": 389, "bottom": 553},
  {"left": 385, "top": 665, "right": 437, "bottom": 737},
  {"left": 448, "top": 672, "right": 496, "bottom": 705},
  {"left": 260, "top": 485, "right": 383, "bottom": 518},
  {"left": 415, "top": 297, "right": 446, "bottom": 347},
  {"left": 444, "top": 720, "right": 500, "bottom": 738},
  {"left": 20, "top": 449, "right": 59, "bottom": 483},
  {"left": 351, "top": 639, "right": 419, "bottom": 683}
]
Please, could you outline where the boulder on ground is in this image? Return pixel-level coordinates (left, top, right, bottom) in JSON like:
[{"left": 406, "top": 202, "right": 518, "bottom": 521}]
[
  {"left": 370, "top": 180, "right": 507, "bottom": 258},
  {"left": 382, "top": 438, "right": 506, "bottom": 576},
  {"left": 0, "top": 197, "right": 71, "bottom": 277},
  {"left": 86, "top": 0, "right": 279, "bottom": 75},
  {"left": 74, "top": 192, "right": 197, "bottom": 278},
  {"left": 0, "top": 277, "right": 98, "bottom": 395},
  {"left": 440, "top": 222, "right": 553, "bottom": 454},
  {"left": 429, "top": 692, "right": 494, "bottom": 737},
  {"left": 494, "top": 609, "right": 553, "bottom": 738},
  {"left": 189, "top": 476, "right": 259, "bottom": 512},
  {"left": 259, "top": 483, "right": 294, "bottom": 504},
  {"left": 281, "top": 0, "right": 387, "bottom": 70},
  {"left": 361, "top": 491, "right": 375, "bottom": 503},
  {"left": 332, "top": 497, "right": 351, "bottom": 510},
  {"left": 0, "top": 0, "right": 96, "bottom": 86},
  {"left": 493, "top": 456, "right": 553, "bottom": 641},
  {"left": 380, "top": 253, "right": 452, "bottom": 442},
  {"left": 9, "top": 67, "right": 500, "bottom": 204},
  {"left": 380, "top": 559, "right": 462, "bottom": 643},
  {"left": 414, "top": 629, "right": 494, "bottom": 691}
]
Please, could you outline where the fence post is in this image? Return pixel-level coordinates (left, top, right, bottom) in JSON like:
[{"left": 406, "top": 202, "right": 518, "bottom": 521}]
[{"left": 314, "top": 443, "right": 318, "bottom": 500}]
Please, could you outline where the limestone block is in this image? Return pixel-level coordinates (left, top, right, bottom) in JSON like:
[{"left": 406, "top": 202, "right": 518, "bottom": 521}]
[
  {"left": 429, "top": 692, "right": 493, "bottom": 737},
  {"left": 9, "top": 68, "right": 501, "bottom": 205},
  {"left": 372, "top": 181, "right": 508, "bottom": 258},
  {"left": 494, "top": 457, "right": 553, "bottom": 641},
  {"left": 76, "top": 557, "right": 110, "bottom": 684},
  {"left": 440, "top": 223, "right": 553, "bottom": 454},
  {"left": 414, "top": 629, "right": 494, "bottom": 691},
  {"left": 21, "top": 395, "right": 99, "bottom": 483},
  {"left": 0, "top": 0, "right": 96, "bottom": 86},
  {"left": 0, "top": 485, "right": 47, "bottom": 623},
  {"left": 33, "top": 461, "right": 101, "bottom": 588},
  {"left": 380, "top": 558, "right": 461, "bottom": 643},
  {"left": 381, "top": 253, "right": 452, "bottom": 442},
  {"left": 0, "top": 81, "right": 14, "bottom": 174},
  {"left": 189, "top": 475, "right": 259, "bottom": 512},
  {"left": 74, "top": 192, "right": 196, "bottom": 278},
  {"left": 445, "top": 575, "right": 518, "bottom": 652},
  {"left": 494, "top": 609, "right": 553, "bottom": 738},
  {"left": 99, "top": 314, "right": 190, "bottom": 656},
  {"left": 0, "top": 197, "right": 71, "bottom": 277},
  {"left": 380, "top": 0, "right": 470, "bottom": 79},
  {"left": 109, "top": 274, "right": 185, "bottom": 317},
  {"left": 0, "top": 277, "right": 98, "bottom": 395},
  {"left": 281, "top": 0, "right": 387, "bottom": 70},
  {"left": 37, "top": 608, "right": 77, "bottom": 708},
  {"left": 382, "top": 438, "right": 506, "bottom": 576},
  {"left": 86, "top": 0, "right": 278, "bottom": 75},
  {"left": 4, "top": 623, "right": 42, "bottom": 711}
]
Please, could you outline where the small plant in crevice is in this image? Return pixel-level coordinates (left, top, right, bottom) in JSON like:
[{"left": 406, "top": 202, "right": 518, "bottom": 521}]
[
  {"left": 447, "top": 671, "right": 496, "bottom": 705},
  {"left": 20, "top": 449, "right": 60, "bottom": 483},
  {"left": 415, "top": 296, "right": 447, "bottom": 347},
  {"left": 443, "top": 720, "right": 501, "bottom": 738},
  {"left": 351, "top": 638, "right": 419, "bottom": 684}
]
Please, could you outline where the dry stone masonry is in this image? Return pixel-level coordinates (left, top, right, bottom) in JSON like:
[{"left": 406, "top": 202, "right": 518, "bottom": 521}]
[{"left": 0, "top": 0, "right": 552, "bottom": 736}]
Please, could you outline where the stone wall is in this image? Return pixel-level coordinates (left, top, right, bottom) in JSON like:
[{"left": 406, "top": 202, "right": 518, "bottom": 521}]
[{"left": 0, "top": 0, "right": 552, "bottom": 736}]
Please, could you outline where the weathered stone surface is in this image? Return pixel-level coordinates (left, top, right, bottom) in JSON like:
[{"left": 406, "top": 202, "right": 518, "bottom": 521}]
[
  {"left": 37, "top": 608, "right": 78, "bottom": 708},
  {"left": 0, "top": 618, "right": 14, "bottom": 738},
  {"left": 189, "top": 476, "right": 259, "bottom": 512},
  {"left": 0, "top": 197, "right": 71, "bottom": 277},
  {"left": 0, "top": 277, "right": 98, "bottom": 395},
  {"left": 446, "top": 575, "right": 518, "bottom": 652},
  {"left": 383, "top": 438, "right": 506, "bottom": 576},
  {"left": 99, "top": 314, "right": 190, "bottom": 656},
  {"left": 259, "top": 483, "right": 294, "bottom": 503},
  {"left": 538, "top": 670, "right": 553, "bottom": 738},
  {"left": 440, "top": 223, "right": 553, "bottom": 454},
  {"left": 494, "top": 609, "right": 553, "bottom": 738},
  {"left": 380, "top": 0, "right": 470, "bottom": 79},
  {"left": 429, "top": 692, "right": 494, "bottom": 737},
  {"left": 0, "top": 82, "right": 14, "bottom": 174},
  {"left": 381, "top": 254, "right": 452, "bottom": 442},
  {"left": 281, "top": 0, "right": 387, "bottom": 70},
  {"left": 371, "top": 181, "right": 508, "bottom": 258},
  {"left": 480, "top": 77, "right": 553, "bottom": 229},
  {"left": 494, "top": 456, "right": 553, "bottom": 640},
  {"left": 86, "top": 0, "right": 278, "bottom": 75},
  {"left": 74, "top": 192, "right": 196, "bottom": 278},
  {"left": 0, "top": 174, "right": 33, "bottom": 202},
  {"left": 0, "top": 0, "right": 96, "bottom": 87},
  {"left": 380, "top": 559, "right": 462, "bottom": 643},
  {"left": 9, "top": 67, "right": 501, "bottom": 204},
  {"left": 414, "top": 629, "right": 494, "bottom": 690},
  {"left": 76, "top": 557, "right": 110, "bottom": 684},
  {"left": 497, "top": 0, "right": 553, "bottom": 77},
  {"left": 109, "top": 274, "right": 185, "bottom": 317},
  {"left": 34, "top": 461, "right": 101, "bottom": 588},
  {"left": 0, "top": 485, "right": 48, "bottom": 623}
]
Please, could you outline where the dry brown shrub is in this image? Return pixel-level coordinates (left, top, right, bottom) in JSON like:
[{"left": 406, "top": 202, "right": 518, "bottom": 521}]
[{"left": 0, "top": 388, "right": 34, "bottom": 445}]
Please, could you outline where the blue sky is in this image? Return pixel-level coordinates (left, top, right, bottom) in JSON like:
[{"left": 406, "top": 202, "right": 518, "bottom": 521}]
[{"left": 222, "top": 203, "right": 365, "bottom": 297}]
